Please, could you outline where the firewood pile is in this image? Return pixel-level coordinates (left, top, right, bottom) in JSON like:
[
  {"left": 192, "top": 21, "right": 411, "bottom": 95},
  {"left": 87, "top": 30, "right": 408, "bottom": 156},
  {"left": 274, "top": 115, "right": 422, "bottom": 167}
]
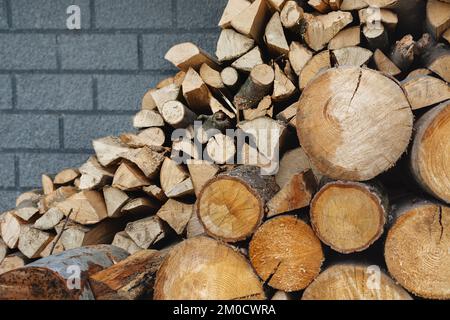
[{"left": 0, "top": 0, "right": 449, "bottom": 300}]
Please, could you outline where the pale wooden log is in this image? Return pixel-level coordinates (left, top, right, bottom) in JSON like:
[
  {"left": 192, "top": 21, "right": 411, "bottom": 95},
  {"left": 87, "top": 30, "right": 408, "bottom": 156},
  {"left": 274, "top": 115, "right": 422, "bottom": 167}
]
[
  {"left": 329, "top": 0, "right": 343, "bottom": 10},
  {"left": 154, "top": 237, "right": 265, "bottom": 300},
  {"left": 56, "top": 190, "right": 108, "bottom": 225},
  {"left": 1, "top": 211, "right": 26, "bottom": 249},
  {"left": 205, "top": 133, "right": 236, "bottom": 165},
  {"left": 289, "top": 42, "right": 313, "bottom": 76},
  {"left": 209, "top": 95, "right": 236, "bottom": 119},
  {"left": 267, "top": 0, "right": 286, "bottom": 11},
  {"left": 390, "top": 34, "right": 415, "bottom": 72},
  {"left": 410, "top": 102, "right": 450, "bottom": 203},
  {"left": 216, "top": 28, "right": 254, "bottom": 62},
  {"left": 112, "top": 162, "right": 150, "bottom": 191},
  {"left": 276, "top": 101, "right": 297, "bottom": 128},
  {"left": 297, "top": 67, "right": 413, "bottom": 181},
  {"left": 405, "top": 68, "right": 432, "bottom": 81},
  {"left": 141, "top": 88, "right": 157, "bottom": 110},
  {"left": 112, "top": 231, "right": 142, "bottom": 255},
  {"left": 276, "top": 147, "right": 320, "bottom": 187},
  {"left": 121, "top": 198, "right": 158, "bottom": 216},
  {"left": 402, "top": 75, "right": 450, "bottom": 110},
  {"left": 232, "top": 47, "right": 264, "bottom": 73},
  {"left": 303, "top": 264, "right": 412, "bottom": 300},
  {"left": 16, "top": 190, "right": 42, "bottom": 207},
  {"left": 264, "top": 12, "right": 289, "bottom": 55},
  {"left": 93, "top": 136, "right": 131, "bottom": 167},
  {"left": 119, "top": 128, "right": 166, "bottom": 149},
  {"left": 120, "top": 146, "right": 165, "bottom": 179},
  {"left": 103, "top": 186, "right": 130, "bottom": 218},
  {"left": 221, "top": 66, "right": 240, "bottom": 90},
  {"left": 161, "top": 100, "right": 196, "bottom": 129},
  {"left": 426, "top": 0, "right": 450, "bottom": 39},
  {"left": 304, "top": 11, "right": 353, "bottom": 51},
  {"left": 311, "top": 180, "right": 388, "bottom": 253},
  {"left": 165, "top": 42, "right": 219, "bottom": 71},
  {"left": 299, "top": 50, "right": 331, "bottom": 90},
  {"left": 0, "top": 252, "right": 27, "bottom": 276},
  {"left": 125, "top": 216, "right": 167, "bottom": 249},
  {"left": 199, "top": 63, "right": 225, "bottom": 90},
  {"left": 417, "top": 35, "right": 450, "bottom": 82},
  {"left": 157, "top": 199, "right": 193, "bottom": 235},
  {"left": 39, "top": 237, "right": 64, "bottom": 258},
  {"left": 385, "top": 199, "right": 450, "bottom": 299},
  {"left": 34, "top": 207, "right": 64, "bottom": 230},
  {"left": 237, "top": 142, "right": 273, "bottom": 170},
  {"left": 78, "top": 156, "right": 115, "bottom": 190},
  {"left": 197, "top": 166, "right": 279, "bottom": 242},
  {"left": 187, "top": 160, "right": 220, "bottom": 197},
  {"left": 149, "top": 84, "right": 181, "bottom": 113},
  {"left": 18, "top": 226, "right": 54, "bottom": 259},
  {"left": 332, "top": 46, "right": 373, "bottom": 66},
  {"left": 0, "top": 245, "right": 128, "bottom": 300},
  {"left": 165, "top": 177, "right": 195, "bottom": 198},
  {"left": 42, "top": 174, "right": 55, "bottom": 195},
  {"left": 328, "top": 26, "right": 361, "bottom": 50},
  {"left": 340, "top": 0, "right": 368, "bottom": 10},
  {"left": 243, "top": 95, "right": 273, "bottom": 120},
  {"left": 359, "top": 8, "right": 398, "bottom": 31},
  {"left": 231, "top": 0, "right": 270, "bottom": 41},
  {"left": 182, "top": 68, "right": 212, "bottom": 114},
  {"left": 280, "top": 1, "right": 304, "bottom": 33},
  {"left": 308, "top": 0, "right": 331, "bottom": 13},
  {"left": 89, "top": 249, "right": 166, "bottom": 300},
  {"left": 54, "top": 168, "right": 80, "bottom": 185},
  {"left": 15, "top": 199, "right": 39, "bottom": 222},
  {"left": 249, "top": 216, "right": 324, "bottom": 291},
  {"left": 143, "top": 184, "right": 168, "bottom": 202},
  {"left": 267, "top": 170, "right": 317, "bottom": 217},
  {"left": 38, "top": 186, "right": 78, "bottom": 214},
  {"left": 234, "top": 64, "right": 275, "bottom": 110},
  {"left": 219, "top": 0, "right": 251, "bottom": 28},
  {"left": 363, "top": 23, "right": 389, "bottom": 51},
  {"left": 160, "top": 157, "right": 191, "bottom": 196},
  {"left": 156, "top": 71, "right": 186, "bottom": 89},
  {"left": 186, "top": 213, "right": 206, "bottom": 238},
  {"left": 373, "top": 49, "right": 401, "bottom": 76},
  {"left": 272, "top": 63, "right": 297, "bottom": 102},
  {"left": 133, "top": 110, "right": 164, "bottom": 129}
]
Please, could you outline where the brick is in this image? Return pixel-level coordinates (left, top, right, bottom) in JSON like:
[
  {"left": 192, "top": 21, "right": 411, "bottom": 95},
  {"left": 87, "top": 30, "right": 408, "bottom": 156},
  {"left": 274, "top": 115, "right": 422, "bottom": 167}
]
[
  {"left": 0, "top": 75, "right": 12, "bottom": 110},
  {"left": 95, "top": 0, "right": 172, "bottom": 29},
  {"left": 19, "top": 153, "right": 89, "bottom": 187},
  {"left": 0, "top": 114, "right": 60, "bottom": 149},
  {"left": 11, "top": 0, "right": 90, "bottom": 29},
  {"left": 143, "top": 33, "right": 218, "bottom": 70},
  {"left": 0, "top": 34, "right": 57, "bottom": 70},
  {"left": 0, "top": 154, "right": 15, "bottom": 188},
  {"left": 177, "top": 0, "right": 227, "bottom": 29},
  {"left": 96, "top": 74, "right": 163, "bottom": 111},
  {"left": 0, "top": 0, "right": 8, "bottom": 29},
  {"left": 0, "top": 191, "right": 20, "bottom": 212},
  {"left": 64, "top": 115, "right": 134, "bottom": 149},
  {"left": 17, "top": 75, "right": 93, "bottom": 111},
  {"left": 59, "top": 34, "right": 138, "bottom": 70}
]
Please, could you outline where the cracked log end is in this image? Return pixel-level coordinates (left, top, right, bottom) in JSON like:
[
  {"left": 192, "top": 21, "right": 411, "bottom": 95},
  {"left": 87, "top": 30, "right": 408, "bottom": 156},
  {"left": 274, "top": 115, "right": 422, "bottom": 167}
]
[
  {"left": 153, "top": 236, "right": 265, "bottom": 300},
  {"left": 296, "top": 66, "right": 413, "bottom": 181},
  {"left": 385, "top": 201, "right": 450, "bottom": 300},
  {"left": 249, "top": 216, "right": 324, "bottom": 292}
]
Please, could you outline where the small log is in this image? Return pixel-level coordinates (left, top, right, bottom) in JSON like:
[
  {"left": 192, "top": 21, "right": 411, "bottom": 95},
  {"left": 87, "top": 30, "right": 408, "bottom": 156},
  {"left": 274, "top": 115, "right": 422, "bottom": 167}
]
[
  {"left": 34, "top": 207, "right": 64, "bottom": 230},
  {"left": 276, "top": 101, "right": 297, "bottom": 127},
  {"left": 280, "top": 1, "right": 304, "bottom": 34},
  {"left": 231, "top": 0, "right": 270, "bottom": 41},
  {"left": 329, "top": 0, "right": 342, "bottom": 10},
  {"left": 373, "top": 49, "right": 401, "bottom": 76},
  {"left": 234, "top": 64, "right": 275, "bottom": 110},
  {"left": 1, "top": 211, "right": 27, "bottom": 249},
  {"left": 297, "top": 67, "right": 413, "bottom": 181},
  {"left": 243, "top": 95, "right": 273, "bottom": 120},
  {"left": 426, "top": 0, "right": 450, "bottom": 39},
  {"left": 417, "top": 35, "right": 450, "bottom": 82},
  {"left": 15, "top": 200, "right": 39, "bottom": 222},
  {"left": 186, "top": 213, "right": 206, "bottom": 238},
  {"left": 156, "top": 71, "right": 186, "bottom": 89},
  {"left": 54, "top": 169, "right": 80, "bottom": 185},
  {"left": 149, "top": 84, "right": 181, "bottom": 113},
  {"left": 216, "top": 28, "right": 254, "bottom": 62},
  {"left": 0, "top": 252, "right": 27, "bottom": 276},
  {"left": 267, "top": 0, "right": 286, "bottom": 11},
  {"left": 160, "top": 157, "right": 192, "bottom": 198},
  {"left": 362, "top": 23, "right": 389, "bottom": 51},
  {"left": 78, "top": 156, "right": 115, "bottom": 190},
  {"left": 103, "top": 186, "right": 130, "bottom": 218},
  {"left": 120, "top": 146, "right": 165, "bottom": 179},
  {"left": 197, "top": 166, "right": 279, "bottom": 242},
  {"left": 92, "top": 136, "right": 131, "bottom": 167},
  {"left": 328, "top": 26, "right": 361, "bottom": 50},
  {"left": 142, "top": 184, "right": 167, "bottom": 202},
  {"left": 249, "top": 216, "right": 324, "bottom": 292},
  {"left": 18, "top": 226, "right": 54, "bottom": 259},
  {"left": 112, "top": 162, "right": 150, "bottom": 191},
  {"left": 402, "top": 75, "right": 450, "bottom": 110},
  {"left": 0, "top": 245, "right": 128, "bottom": 300},
  {"left": 308, "top": 0, "right": 331, "bottom": 13},
  {"left": 182, "top": 68, "right": 212, "bottom": 114},
  {"left": 390, "top": 34, "right": 415, "bottom": 72},
  {"left": 276, "top": 147, "right": 315, "bottom": 187},
  {"left": 289, "top": 42, "right": 313, "bottom": 76},
  {"left": 16, "top": 190, "right": 41, "bottom": 207},
  {"left": 112, "top": 231, "right": 142, "bottom": 255},
  {"left": 141, "top": 88, "right": 157, "bottom": 110},
  {"left": 302, "top": 264, "right": 412, "bottom": 300},
  {"left": 42, "top": 174, "right": 55, "bottom": 195},
  {"left": 205, "top": 133, "right": 236, "bottom": 165},
  {"left": 340, "top": 0, "right": 368, "bottom": 11},
  {"left": 120, "top": 127, "right": 166, "bottom": 148},
  {"left": 221, "top": 66, "right": 240, "bottom": 90},
  {"left": 39, "top": 237, "right": 64, "bottom": 258},
  {"left": 299, "top": 50, "right": 331, "bottom": 90},
  {"left": 332, "top": 46, "right": 373, "bottom": 66},
  {"left": 125, "top": 216, "right": 167, "bottom": 249},
  {"left": 161, "top": 100, "right": 196, "bottom": 129},
  {"left": 232, "top": 46, "right": 264, "bottom": 73},
  {"left": 264, "top": 12, "right": 289, "bottom": 55},
  {"left": 38, "top": 186, "right": 78, "bottom": 214},
  {"left": 157, "top": 199, "right": 193, "bottom": 235},
  {"left": 154, "top": 237, "right": 265, "bottom": 300},
  {"left": 410, "top": 102, "right": 450, "bottom": 203},
  {"left": 56, "top": 190, "right": 108, "bottom": 225},
  {"left": 187, "top": 160, "right": 220, "bottom": 197},
  {"left": 164, "top": 42, "right": 218, "bottom": 71},
  {"left": 199, "top": 63, "right": 225, "bottom": 90},
  {"left": 121, "top": 198, "right": 158, "bottom": 216},
  {"left": 359, "top": 8, "right": 398, "bottom": 31},
  {"left": 219, "top": 0, "right": 251, "bottom": 28},
  {"left": 405, "top": 68, "right": 432, "bottom": 81},
  {"left": 133, "top": 110, "right": 164, "bottom": 129},
  {"left": 272, "top": 63, "right": 297, "bottom": 102},
  {"left": 385, "top": 199, "right": 450, "bottom": 299}
]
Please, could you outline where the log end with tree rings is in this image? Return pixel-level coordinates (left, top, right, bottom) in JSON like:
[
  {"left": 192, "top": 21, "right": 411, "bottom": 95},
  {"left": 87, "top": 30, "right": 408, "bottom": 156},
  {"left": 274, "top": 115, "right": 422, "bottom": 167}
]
[
  {"left": 302, "top": 264, "right": 413, "bottom": 300},
  {"left": 296, "top": 66, "right": 413, "bottom": 181},
  {"left": 153, "top": 236, "right": 265, "bottom": 300},
  {"left": 385, "top": 200, "right": 450, "bottom": 300},
  {"left": 410, "top": 102, "right": 450, "bottom": 204},
  {"left": 249, "top": 216, "right": 324, "bottom": 292},
  {"left": 310, "top": 181, "right": 388, "bottom": 254}
]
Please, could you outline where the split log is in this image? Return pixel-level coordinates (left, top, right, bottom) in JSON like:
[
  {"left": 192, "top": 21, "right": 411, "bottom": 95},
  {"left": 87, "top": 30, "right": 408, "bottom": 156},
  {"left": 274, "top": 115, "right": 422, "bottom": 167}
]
[
  {"left": 165, "top": 42, "right": 218, "bottom": 71},
  {"left": 417, "top": 35, "right": 450, "bottom": 82},
  {"left": 359, "top": 8, "right": 398, "bottom": 31},
  {"left": 121, "top": 198, "right": 158, "bottom": 216},
  {"left": 309, "top": 0, "right": 331, "bottom": 13},
  {"left": 187, "top": 160, "right": 220, "bottom": 197},
  {"left": 112, "top": 231, "right": 142, "bottom": 255},
  {"left": 149, "top": 84, "right": 181, "bottom": 113},
  {"left": 16, "top": 190, "right": 41, "bottom": 207},
  {"left": 390, "top": 34, "right": 415, "bottom": 72},
  {"left": 196, "top": 166, "right": 279, "bottom": 242},
  {"left": 54, "top": 169, "right": 80, "bottom": 185},
  {"left": 221, "top": 67, "right": 240, "bottom": 90},
  {"left": 112, "top": 162, "right": 150, "bottom": 191},
  {"left": 161, "top": 100, "right": 196, "bottom": 129},
  {"left": 89, "top": 249, "right": 165, "bottom": 300},
  {"left": 78, "top": 156, "right": 114, "bottom": 190},
  {"left": 186, "top": 213, "right": 206, "bottom": 238},
  {"left": 205, "top": 133, "right": 236, "bottom": 165},
  {"left": 18, "top": 226, "right": 54, "bottom": 259},
  {"left": 38, "top": 186, "right": 78, "bottom": 214},
  {"left": 267, "top": 0, "right": 286, "bottom": 11},
  {"left": 280, "top": 1, "right": 304, "bottom": 34},
  {"left": 276, "top": 101, "right": 297, "bottom": 127},
  {"left": 156, "top": 71, "right": 186, "bottom": 89},
  {"left": 216, "top": 29, "right": 254, "bottom": 62},
  {"left": 405, "top": 68, "right": 432, "bottom": 81},
  {"left": 125, "top": 216, "right": 167, "bottom": 249},
  {"left": 402, "top": 75, "right": 450, "bottom": 110},
  {"left": 40, "top": 237, "right": 65, "bottom": 258},
  {"left": 410, "top": 102, "right": 450, "bottom": 203},
  {"left": 328, "top": 26, "right": 361, "bottom": 50},
  {"left": 232, "top": 47, "right": 264, "bottom": 73},
  {"left": 141, "top": 88, "right": 157, "bottom": 110},
  {"left": 199, "top": 63, "right": 225, "bottom": 90},
  {"left": 42, "top": 174, "right": 55, "bottom": 195},
  {"left": 243, "top": 95, "right": 273, "bottom": 120},
  {"left": 296, "top": 67, "right": 413, "bottom": 181},
  {"left": 340, "top": 0, "right": 368, "bottom": 11},
  {"left": 219, "top": 0, "right": 251, "bottom": 28},
  {"left": 275, "top": 147, "right": 316, "bottom": 187},
  {"left": 249, "top": 216, "right": 324, "bottom": 292},
  {"left": 160, "top": 157, "right": 194, "bottom": 198},
  {"left": 234, "top": 64, "right": 275, "bottom": 110},
  {"left": 373, "top": 49, "right": 401, "bottom": 76},
  {"left": 120, "top": 127, "right": 166, "bottom": 148},
  {"left": 120, "top": 146, "right": 165, "bottom": 179},
  {"left": 230, "top": 0, "right": 270, "bottom": 41},
  {"left": 332, "top": 46, "right": 373, "bottom": 66},
  {"left": 132, "top": 110, "right": 164, "bottom": 129},
  {"left": 157, "top": 199, "right": 193, "bottom": 235},
  {"left": 34, "top": 207, "right": 64, "bottom": 230},
  {"left": 264, "top": 12, "right": 289, "bottom": 55},
  {"left": 289, "top": 42, "right": 313, "bottom": 76},
  {"left": 299, "top": 50, "right": 331, "bottom": 90},
  {"left": 1, "top": 211, "right": 27, "bottom": 249},
  {"left": 385, "top": 199, "right": 450, "bottom": 299},
  {"left": 302, "top": 264, "right": 412, "bottom": 300},
  {"left": 311, "top": 180, "right": 388, "bottom": 253},
  {"left": 142, "top": 184, "right": 167, "bottom": 202},
  {"left": 0, "top": 245, "right": 128, "bottom": 300},
  {"left": 362, "top": 23, "right": 389, "bottom": 51},
  {"left": 103, "top": 186, "right": 130, "bottom": 218},
  {"left": 15, "top": 200, "right": 39, "bottom": 222},
  {"left": 154, "top": 237, "right": 265, "bottom": 300},
  {"left": 56, "top": 190, "right": 108, "bottom": 225},
  {"left": 182, "top": 68, "right": 211, "bottom": 114},
  {"left": 92, "top": 136, "right": 131, "bottom": 167},
  {"left": 0, "top": 253, "right": 27, "bottom": 276},
  {"left": 426, "top": 0, "right": 450, "bottom": 39},
  {"left": 272, "top": 63, "right": 297, "bottom": 102}
]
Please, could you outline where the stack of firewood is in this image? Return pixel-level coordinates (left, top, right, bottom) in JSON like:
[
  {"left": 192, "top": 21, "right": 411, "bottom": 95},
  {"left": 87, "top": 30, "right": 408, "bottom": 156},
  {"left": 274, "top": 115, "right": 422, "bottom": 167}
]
[{"left": 0, "top": 0, "right": 449, "bottom": 300}]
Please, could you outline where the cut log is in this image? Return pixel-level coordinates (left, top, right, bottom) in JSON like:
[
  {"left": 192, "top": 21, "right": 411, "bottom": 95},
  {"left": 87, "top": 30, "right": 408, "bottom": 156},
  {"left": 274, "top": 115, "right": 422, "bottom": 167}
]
[
  {"left": 272, "top": 63, "right": 297, "bottom": 102},
  {"left": 216, "top": 29, "right": 254, "bottom": 62},
  {"left": 182, "top": 68, "right": 211, "bottom": 114},
  {"left": 121, "top": 197, "right": 158, "bottom": 216},
  {"left": 332, "top": 46, "right": 373, "bottom": 66},
  {"left": 154, "top": 237, "right": 265, "bottom": 300},
  {"left": 234, "top": 64, "right": 275, "bottom": 110},
  {"left": 0, "top": 245, "right": 128, "bottom": 300},
  {"left": 199, "top": 63, "right": 225, "bottom": 90},
  {"left": 120, "top": 127, "right": 166, "bottom": 148},
  {"left": 89, "top": 249, "right": 165, "bottom": 300},
  {"left": 39, "top": 237, "right": 64, "bottom": 258},
  {"left": 297, "top": 67, "right": 413, "bottom": 181},
  {"left": 329, "top": 0, "right": 343, "bottom": 10},
  {"left": 267, "top": 0, "right": 286, "bottom": 11},
  {"left": 276, "top": 101, "right": 297, "bottom": 127},
  {"left": 221, "top": 66, "right": 240, "bottom": 90},
  {"left": 219, "top": 0, "right": 251, "bottom": 28},
  {"left": 328, "top": 26, "right": 361, "bottom": 50},
  {"left": 141, "top": 88, "right": 157, "bottom": 110},
  {"left": 187, "top": 160, "right": 220, "bottom": 197},
  {"left": 142, "top": 184, "right": 167, "bottom": 202},
  {"left": 34, "top": 207, "right": 64, "bottom": 230},
  {"left": 165, "top": 42, "right": 218, "bottom": 71},
  {"left": 149, "top": 84, "right": 181, "bottom": 113},
  {"left": 103, "top": 186, "right": 130, "bottom": 218},
  {"left": 311, "top": 180, "right": 388, "bottom": 253},
  {"left": 205, "top": 133, "right": 236, "bottom": 165},
  {"left": 249, "top": 216, "right": 324, "bottom": 292},
  {"left": 302, "top": 264, "right": 412, "bottom": 300},
  {"left": 18, "top": 226, "right": 54, "bottom": 259},
  {"left": 359, "top": 8, "right": 398, "bottom": 31},
  {"left": 16, "top": 190, "right": 41, "bottom": 207},
  {"left": 340, "top": 0, "right": 368, "bottom": 10},
  {"left": 125, "top": 216, "right": 167, "bottom": 249},
  {"left": 267, "top": 169, "right": 317, "bottom": 217},
  {"left": 112, "top": 231, "right": 142, "bottom": 255},
  {"left": 280, "top": 1, "right": 304, "bottom": 34},
  {"left": 405, "top": 68, "right": 432, "bottom": 81},
  {"left": 42, "top": 174, "right": 55, "bottom": 195},
  {"left": 38, "top": 186, "right": 78, "bottom": 214},
  {"left": 304, "top": 11, "right": 353, "bottom": 51},
  {"left": 156, "top": 72, "right": 186, "bottom": 89},
  {"left": 78, "top": 156, "right": 115, "bottom": 190},
  {"left": 264, "top": 12, "right": 289, "bottom": 55},
  {"left": 1, "top": 211, "right": 27, "bottom": 249},
  {"left": 120, "top": 146, "right": 165, "bottom": 179},
  {"left": 186, "top": 213, "right": 206, "bottom": 238},
  {"left": 289, "top": 42, "right": 313, "bottom": 76},
  {"left": 160, "top": 157, "right": 192, "bottom": 198},
  {"left": 56, "top": 190, "right": 108, "bottom": 225},
  {"left": 373, "top": 49, "right": 401, "bottom": 76},
  {"left": 0, "top": 253, "right": 27, "bottom": 276},
  {"left": 132, "top": 110, "right": 164, "bottom": 129},
  {"left": 196, "top": 166, "right": 279, "bottom": 242},
  {"left": 390, "top": 34, "right": 415, "bottom": 72},
  {"left": 92, "top": 136, "right": 131, "bottom": 167},
  {"left": 385, "top": 200, "right": 450, "bottom": 299},
  {"left": 275, "top": 147, "right": 315, "bottom": 187},
  {"left": 230, "top": 0, "right": 270, "bottom": 41},
  {"left": 362, "top": 23, "right": 389, "bottom": 51},
  {"left": 112, "top": 162, "right": 150, "bottom": 191},
  {"left": 402, "top": 75, "right": 450, "bottom": 110},
  {"left": 243, "top": 95, "right": 273, "bottom": 120},
  {"left": 54, "top": 169, "right": 80, "bottom": 185},
  {"left": 299, "top": 50, "right": 331, "bottom": 90},
  {"left": 308, "top": 0, "right": 331, "bottom": 13},
  {"left": 157, "top": 199, "right": 193, "bottom": 235},
  {"left": 15, "top": 200, "right": 39, "bottom": 222},
  {"left": 232, "top": 47, "right": 264, "bottom": 73},
  {"left": 419, "top": 39, "right": 450, "bottom": 82},
  {"left": 410, "top": 102, "right": 450, "bottom": 203},
  {"left": 161, "top": 100, "right": 196, "bottom": 129},
  {"left": 426, "top": 0, "right": 450, "bottom": 39}
]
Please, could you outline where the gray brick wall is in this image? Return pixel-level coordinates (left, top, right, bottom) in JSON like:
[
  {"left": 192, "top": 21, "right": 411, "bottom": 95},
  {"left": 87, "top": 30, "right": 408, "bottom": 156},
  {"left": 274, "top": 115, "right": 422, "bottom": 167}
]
[{"left": 0, "top": 0, "right": 226, "bottom": 211}]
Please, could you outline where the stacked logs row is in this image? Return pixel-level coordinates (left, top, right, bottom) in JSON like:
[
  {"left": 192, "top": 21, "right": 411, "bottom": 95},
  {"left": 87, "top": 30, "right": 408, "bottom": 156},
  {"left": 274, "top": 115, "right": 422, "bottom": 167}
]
[{"left": 0, "top": 0, "right": 449, "bottom": 300}]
